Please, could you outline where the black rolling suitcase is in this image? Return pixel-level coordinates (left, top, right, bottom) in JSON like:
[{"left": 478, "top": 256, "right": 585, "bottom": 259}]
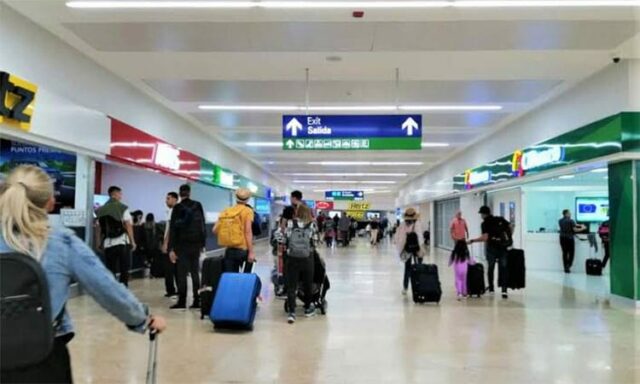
[
  {"left": 199, "top": 255, "right": 224, "bottom": 319},
  {"left": 507, "top": 249, "right": 526, "bottom": 290},
  {"left": 410, "top": 257, "right": 442, "bottom": 304},
  {"left": 467, "top": 263, "right": 486, "bottom": 297},
  {"left": 586, "top": 259, "right": 603, "bottom": 276}
]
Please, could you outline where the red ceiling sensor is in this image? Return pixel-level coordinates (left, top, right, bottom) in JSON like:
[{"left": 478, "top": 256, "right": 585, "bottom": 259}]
[{"left": 352, "top": 10, "right": 365, "bottom": 18}]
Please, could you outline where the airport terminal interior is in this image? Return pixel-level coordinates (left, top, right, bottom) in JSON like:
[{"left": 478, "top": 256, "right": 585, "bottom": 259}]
[{"left": 0, "top": 1, "right": 639, "bottom": 383}]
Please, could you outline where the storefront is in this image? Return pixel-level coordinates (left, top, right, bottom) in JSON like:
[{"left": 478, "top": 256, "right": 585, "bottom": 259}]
[{"left": 437, "top": 112, "right": 639, "bottom": 303}]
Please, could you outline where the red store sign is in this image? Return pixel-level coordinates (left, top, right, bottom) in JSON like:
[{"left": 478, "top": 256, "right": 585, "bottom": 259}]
[
  {"left": 109, "top": 118, "right": 201, "bottom": 180},
  {"left": 316, "top": 201, "right": 334, "bottom": 210}
]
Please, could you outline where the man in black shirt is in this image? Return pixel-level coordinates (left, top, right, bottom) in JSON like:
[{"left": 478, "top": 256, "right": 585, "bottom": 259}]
[
  {"left": 469, "top": 206, "right": 511, "bottom": 299},
  {"left": 558, "top": 209, "right": 586, "bottom": 273},
  {"left": 168, "top": 184, "right": 206, "bottom": 310}
]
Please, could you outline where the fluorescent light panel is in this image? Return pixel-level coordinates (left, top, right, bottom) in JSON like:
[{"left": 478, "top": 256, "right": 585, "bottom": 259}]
[
  {"left": 294, "top": 180, "right": 396, "bottom": 184},
  {"left": 198, "top": 104, "right": 502, "bottom": 112},
  {"left": 285, "top": 173, "right": 407, "bottom": 177},
  {"left": 558, "top": 175, "right": 576, "bottom": 179},
  {"left": 245, "top": 142, "right": 281, "bottom": 147},
  {"left": 421, "top": 142, "right": 450, "bottom": 147},
  {"left": 590, "top": 168, "right": 608, "bottom": 173},
  {"left": 67, "top": 1, "right": 640, "bottom": 8},
  {"left": 308, "top": 161, "right": 423, "bottom": 166}
]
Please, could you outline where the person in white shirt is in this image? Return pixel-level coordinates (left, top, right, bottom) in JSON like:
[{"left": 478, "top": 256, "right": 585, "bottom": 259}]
[
  {"left": 96, "top": 186, "right": 136, "bottom": 287},
  {"left": 162, "top": 192, "right": 179, "bottom": 297}
]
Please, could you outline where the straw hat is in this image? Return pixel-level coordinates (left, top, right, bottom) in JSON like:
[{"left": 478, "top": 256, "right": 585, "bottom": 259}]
[
  {"left": 235, "top": 188, "right": 252, "bottom": 202},
  {"left": 403, "top": 208, "right": 420, "bottom": 220}
]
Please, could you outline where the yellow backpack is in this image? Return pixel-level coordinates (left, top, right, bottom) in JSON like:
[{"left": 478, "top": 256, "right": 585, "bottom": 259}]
[{"left": 217, "top": 205, "right": 246, "bottom": 248}]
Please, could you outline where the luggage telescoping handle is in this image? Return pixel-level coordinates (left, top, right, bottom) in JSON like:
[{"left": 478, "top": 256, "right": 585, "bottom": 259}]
[
  {"left": 240, "top": 261, "right": 256, "bottom": 274},
  {"left": 146, "top": 331, "right": 158, "bottom": 384}
]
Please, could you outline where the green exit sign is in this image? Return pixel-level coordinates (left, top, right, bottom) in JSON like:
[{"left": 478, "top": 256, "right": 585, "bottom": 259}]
[{"left": 282, "top": 137, "right": 420, "bottom": 151}]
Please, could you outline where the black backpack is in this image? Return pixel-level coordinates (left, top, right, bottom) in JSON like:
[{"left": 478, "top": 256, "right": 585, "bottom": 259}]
[
  {"left": 1, "top": 252, "right": 64, "bottom": 370},
  {"left": 251, "top": 209, "right": 262, "bottom": 237},
  {"left": 99, "top": 215, "right": 125, "bottom": 239},
  {"left": 175, "top": 201, "right": 205, "bottom": 243},
  {"left": 404, "top": 231, "right": 421, "bottom": 254},
  {"left": 490, "top": 217, "right": 513, "bottom": 249}
]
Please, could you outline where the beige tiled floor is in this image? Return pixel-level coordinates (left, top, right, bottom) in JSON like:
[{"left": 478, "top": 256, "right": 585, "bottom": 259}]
[{"left": 67, "top": 239, "right": 639, "bottom": 384}]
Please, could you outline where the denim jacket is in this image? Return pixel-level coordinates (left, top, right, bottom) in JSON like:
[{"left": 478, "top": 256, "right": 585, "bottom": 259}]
[{"left": 0, "top": 224, "right": 149, "bottom": 337}]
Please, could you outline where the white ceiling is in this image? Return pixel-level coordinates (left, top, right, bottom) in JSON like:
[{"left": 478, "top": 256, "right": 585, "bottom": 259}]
[{"left": 5, "top": 0, "right": 639, "bottom": 200}]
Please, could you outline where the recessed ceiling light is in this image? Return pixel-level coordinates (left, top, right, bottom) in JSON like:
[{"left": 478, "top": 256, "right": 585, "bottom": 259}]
[
  {"left": 421, "top": 142, "right": 450, "bottom": 148},
  {"left": 590, "top": 168, "right": 608, "bottom": 173},
  {"left": 67, "top": 1, "right": 640, "bottom": 9},
  {"left": 285, "top": 173, "right": 408, "bottom": 177},
  {"left": 245, "top": 142, "right": 281, "bottom": 147},
  {"left": 559, "top": 175, "right": 575, "bottom": 179}
]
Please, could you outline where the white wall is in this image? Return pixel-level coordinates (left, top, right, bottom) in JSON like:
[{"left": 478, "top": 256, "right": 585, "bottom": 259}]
[
  {"left": 399, "top": 60, "right": 638, "bottom": 207},
  {"left": 0, "top": 4, "right": 285, "bottom": 193}
]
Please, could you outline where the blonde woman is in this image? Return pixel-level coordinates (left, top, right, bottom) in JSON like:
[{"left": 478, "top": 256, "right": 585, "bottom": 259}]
[{"left": 0, "top": 165, "right": 166, "bottom": 383}]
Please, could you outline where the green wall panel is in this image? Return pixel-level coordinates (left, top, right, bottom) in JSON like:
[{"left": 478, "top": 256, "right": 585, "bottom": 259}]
[
  {"left": 636, "top": 161, "right": 640, "bottom": 298},
  {"left": 621, "top": 112, "right": 640, "bottom": 152},
  {"left": 608, "top": 161, "right": 636, "bottom": 300}
]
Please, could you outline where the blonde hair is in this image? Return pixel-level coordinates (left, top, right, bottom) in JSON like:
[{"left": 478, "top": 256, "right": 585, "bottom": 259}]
[{"left": 0, "top": 165, "right": 53, "bottom": 259}]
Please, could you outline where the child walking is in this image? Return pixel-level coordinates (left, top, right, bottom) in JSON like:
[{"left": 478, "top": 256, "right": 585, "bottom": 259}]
[{"left": 449, "top": 240, "right": 476, "bottom": 300}]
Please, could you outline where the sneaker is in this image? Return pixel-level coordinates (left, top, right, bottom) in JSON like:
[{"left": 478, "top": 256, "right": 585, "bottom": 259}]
[
  {"left": 501, "top": 292, "right": 508, "bottom": 299},
  {"left": 190, "top": 301, "right": 201, "bottom": 310},
  {"left": 402, "top": 289, "right": 408, "bottom": 296},
  {"left": 304, "top": 305, "right": 317, "bottom": 317},
  {"left": 287, "top": 313, "right": 296, "bottom": 324},
  {"left": 487, "top": 287, "right": 495, "bottom": 294},
  {"left": 170, "top": 303, "right": 186, "bottom": 310},
  {"left": 164, "top": 293, "right": 177, "bottom": 298},
  {"left": 457, "top": 294, "right": 462, "bottom": 301}
]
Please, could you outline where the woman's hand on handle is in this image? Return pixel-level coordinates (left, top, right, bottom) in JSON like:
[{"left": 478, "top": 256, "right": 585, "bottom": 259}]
[{"left": 149, "top": 315, "right": 167, "bottom": 333}]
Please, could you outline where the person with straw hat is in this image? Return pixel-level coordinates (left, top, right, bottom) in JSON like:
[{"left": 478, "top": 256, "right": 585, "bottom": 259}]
[
  {"left": 214, "top": 188, "right": 256, "bottom": 273},
  {"left": 393, "top": 208, "right": 426, "bottom": 295}
]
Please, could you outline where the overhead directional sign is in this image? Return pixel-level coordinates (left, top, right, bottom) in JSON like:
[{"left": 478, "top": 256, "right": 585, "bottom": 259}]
[
  {"left": 282, "top": 115, "right": 422, "bottom": 150},
  {"left": 325, "top": 190, "right": 365, "bottom": 201}
]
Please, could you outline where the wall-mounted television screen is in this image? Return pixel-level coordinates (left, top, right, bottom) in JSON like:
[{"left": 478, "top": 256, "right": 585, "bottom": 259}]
[{"left": 575, "top": 197, "right": 609, "bottom": 222}]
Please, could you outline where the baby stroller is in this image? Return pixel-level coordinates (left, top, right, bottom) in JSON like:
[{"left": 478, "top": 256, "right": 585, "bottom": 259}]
[{"left": 284, "top": 251, "right": 330, "bottom": 315}]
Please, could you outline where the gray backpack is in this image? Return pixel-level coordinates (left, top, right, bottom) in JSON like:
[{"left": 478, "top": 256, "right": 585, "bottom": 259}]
[{"left": 287, "top": 221, "right": 313, "bottom": 259}]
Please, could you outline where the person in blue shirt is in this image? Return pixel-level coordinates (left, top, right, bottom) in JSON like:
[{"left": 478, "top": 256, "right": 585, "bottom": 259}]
[{"left": 0, "top": 165, "right": 167, "bottom": 383}]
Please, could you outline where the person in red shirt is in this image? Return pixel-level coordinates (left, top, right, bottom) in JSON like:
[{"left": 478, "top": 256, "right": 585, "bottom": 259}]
[{"left": 450, "top": 210, "right": 469, "bottom": 241}]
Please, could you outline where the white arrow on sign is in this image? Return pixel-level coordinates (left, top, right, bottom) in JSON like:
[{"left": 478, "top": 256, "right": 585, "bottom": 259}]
[
  {"left": 286, "top": 118, "right": 303, "bottom": 137},
  {"left": 285, "top": 139, "right": 295, "bottom": 149},
  {"left": 401, "top": 117, "right": 419, "bottom": 136}
]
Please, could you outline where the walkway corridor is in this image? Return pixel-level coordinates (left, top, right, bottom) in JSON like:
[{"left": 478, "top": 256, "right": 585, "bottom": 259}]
[{"left": 67, "top": 239, "right": 638, "bottom": 384}]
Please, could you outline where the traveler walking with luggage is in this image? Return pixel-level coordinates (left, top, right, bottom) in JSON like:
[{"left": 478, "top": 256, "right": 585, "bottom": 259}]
[
  {"left": 394, "top": 208, "right": 425, "bottom": 295},
  {"left": 558, "top": 209, "right": 586, "bottom": 273},
  {"left": 370, "top": 217, "right": 381, "bottom": 246},
  {"left": 0, "top": 165, "right": 167, "bottom": 383},
  {"left": 449, "top": 240, "right": 476, "bottom": 300},
  {"left": 324, "top": 217, "right": 336, "bottom": 248},
  {"left": 168, "top": 184, "right": 206, "bottom": 310},
  {"left": 276, "top": 205, "right": 318, "bottom": 324},
  {"left": 598, "top": 220, "right": 611, "bottom": 268},
  {"left": 450, "top": 210, "right": 469, "bottom": 241},
  {"left": 469, "top": 206, "right": 512, "bottom": 299},
  {"left": 162, "top": 192, "right": 179, "bottom": 298},
  {"left": 96, "top": 185, "right": 137, "bottom": 287},
  {"left": 214, "top": 188, "right": 255, "bottom": 273}
]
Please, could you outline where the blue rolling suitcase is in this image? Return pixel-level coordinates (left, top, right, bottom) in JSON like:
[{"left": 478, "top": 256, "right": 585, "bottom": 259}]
[{"left": 211, "top": 263, "right": 261, "bottom": 330}]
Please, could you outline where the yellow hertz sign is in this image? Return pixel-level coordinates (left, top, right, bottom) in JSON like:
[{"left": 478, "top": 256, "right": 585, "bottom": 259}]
[
  {"left": 0, "top": 71, "right": 38, "bottom": 131},
  {"left": 347, "top": 202, "right": 371, "bottom": 211}
]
